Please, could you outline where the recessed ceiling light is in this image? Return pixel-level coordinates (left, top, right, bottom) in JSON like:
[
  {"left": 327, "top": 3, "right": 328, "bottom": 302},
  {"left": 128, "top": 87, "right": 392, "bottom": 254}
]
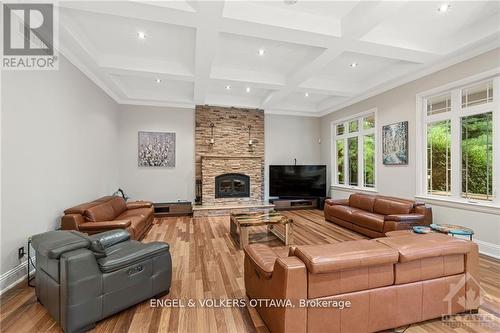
[
  {"left": 349, "top": 62, "right": 358, "bottom": 68},
  {"left": 155, "top": 78, "right": 162, "bottom": 83},
  {"left": 258, "top": 49, "right": 265, "bottom": 56},
  {"left": 305, "top": 92, "right": 310, "bottom": 97},
  {"left": 437, "top": 3, "right": 451, "bottom": 12},
  {"left": 225, "top": 85, "right": 231, "bottom": 90},
  {"left": 246, "top": 87, "right": 251, "bottom": 93},
  {"left": 137, "top": 31, "right": 146, "bottom": 40}
]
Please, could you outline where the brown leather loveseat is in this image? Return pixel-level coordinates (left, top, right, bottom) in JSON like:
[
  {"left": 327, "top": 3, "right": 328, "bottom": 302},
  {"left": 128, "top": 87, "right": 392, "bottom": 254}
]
[
  {"left": 61, "top": 196, "right": 154, "bottom": 240},
  {"left": 244, "top": 233, "right": 479, "bottom": 333},
  {"left": 324, "top": 193, "right": 432, "bottom": 238}
]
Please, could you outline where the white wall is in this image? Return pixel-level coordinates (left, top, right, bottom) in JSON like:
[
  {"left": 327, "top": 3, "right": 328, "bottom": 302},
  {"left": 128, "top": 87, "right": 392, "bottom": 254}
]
[
  {"left": 117, "top": 105, "right": 195, "bottom": 203},
  {"left": 320, "top": 48, "right": 500, "bottom": 257},
  {"left": 265, "top": 114, "right": 322, "bottom": 198},
  {"left": 1, "top": 56, "right": 120, "bottom": 288}
]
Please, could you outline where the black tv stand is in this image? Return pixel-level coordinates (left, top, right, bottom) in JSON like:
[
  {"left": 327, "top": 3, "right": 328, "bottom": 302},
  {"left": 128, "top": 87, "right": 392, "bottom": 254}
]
[{"left": 269, "top": 198, "right": 318, "bottom": 211}]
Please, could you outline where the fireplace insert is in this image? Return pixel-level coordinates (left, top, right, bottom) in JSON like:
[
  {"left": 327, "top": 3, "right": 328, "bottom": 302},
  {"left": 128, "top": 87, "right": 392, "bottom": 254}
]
[{"left": 215, "top": 173, "right": 250, "bottom": 198}]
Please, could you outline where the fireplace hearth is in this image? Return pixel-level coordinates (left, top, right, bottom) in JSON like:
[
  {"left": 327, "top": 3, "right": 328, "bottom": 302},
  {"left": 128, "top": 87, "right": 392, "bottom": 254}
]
[{"left": 215, "top": 173, "right": 250, "bottom": 198}]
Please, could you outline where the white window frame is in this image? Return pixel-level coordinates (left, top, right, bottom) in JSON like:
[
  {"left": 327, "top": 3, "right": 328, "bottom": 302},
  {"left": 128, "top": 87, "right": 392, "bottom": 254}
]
[
  {"left": 331, "top": 109, "right": 378, "bottom": 192},
  {"left": 416, "top": 69, "right": 500, "bottom": 212}
]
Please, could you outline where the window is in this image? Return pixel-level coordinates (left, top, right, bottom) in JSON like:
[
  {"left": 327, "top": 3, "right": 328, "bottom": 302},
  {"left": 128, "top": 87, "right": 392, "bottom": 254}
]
[
  {"left": 461, "top": 112, "right": 493, "bottom": 200},
  {"left": 427, "top": 120, "right": 451, "bottom": 196},
  {"left": 363, "top": 134, "right": 375, "bottom": 188},
  {"left": 348, "top": 137, "right": 358, "bottom": 186},
  {"left": 420, "top": 77, "right": 499, "bottom": 204},
  {"left": 333, "top": 110, "right": 377, "bottom": 190},
  {"left": 336, "top": 139, "right": 345, "bottom": 183},
  {"left": 349, "top": 120, "right": 358, "bottom": 133}
]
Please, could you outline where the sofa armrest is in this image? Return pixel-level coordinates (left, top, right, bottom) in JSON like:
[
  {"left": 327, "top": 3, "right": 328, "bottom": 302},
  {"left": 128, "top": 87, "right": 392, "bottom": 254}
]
[
  {"left": 78, "top": 220, "right": 131, "bottom": 232},
  {"left": 384, "top": 214, "right": 425, "bottom": 222},
  {"left": 244, "top": 244, "right": 279, "bottom": 279},
  {"left": 244, "top": 247, "right": 307, "bottom": 333},
  {"left": 325, "top": 198, "right": 349, "bottom": 206},
  {"left": 61, "top": 214, "right": 84, "bottom": 230},
  {"left": 414, "top": 205, "right": 433, "bottom": 225},
  {"left": 126, "top": 201, "right": 152, "bottom": 210}
]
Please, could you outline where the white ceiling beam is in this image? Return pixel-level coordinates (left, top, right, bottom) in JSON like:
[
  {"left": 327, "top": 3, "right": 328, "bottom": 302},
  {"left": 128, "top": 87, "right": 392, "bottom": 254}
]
[
  {"left": 193, "top": 1, "right": 225, "bottom": 104},
  {"left": 102, "top": 66, "right": 194, "bottom": 83},
  {"left": 98, "top": 56, "right": 194, "bottom": 82},
  {"left": 299, "top": 77, "right": 360, "bottom": 97},
  {"left": 58, "top": 1, "right": 198, "bottom": 27},
  {"left": 222, "top": 1, "right": 341, "bottom": 37},
  {"left": 209, "top": 68, "right": 284, "bottom": 91},
  {"left": 346, "top": 39, "right": 441, "bottom": 64},
  {"left": 341, "top": 1, "right": 408, "bottom": 40}
]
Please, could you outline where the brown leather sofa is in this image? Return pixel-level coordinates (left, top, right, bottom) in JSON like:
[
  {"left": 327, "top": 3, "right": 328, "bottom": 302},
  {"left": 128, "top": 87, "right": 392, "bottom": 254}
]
[
  {"left": 244, "top": 233, "right": 479, "bottom": 333},
  {"left": 324, "top": 193, "right": 432, "bottom": 238},
  {"left": 61, "top": 196, "right": 154, "bottom": 240}
]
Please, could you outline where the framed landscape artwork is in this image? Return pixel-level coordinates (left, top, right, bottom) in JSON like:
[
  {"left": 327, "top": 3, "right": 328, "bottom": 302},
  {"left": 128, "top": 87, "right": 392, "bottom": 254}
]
[
  {"left": 382, "top": 121, "right": 408, "bottom": 165},
  {"left": 138, "top": 131, "right": 176, "bottom": 167}
]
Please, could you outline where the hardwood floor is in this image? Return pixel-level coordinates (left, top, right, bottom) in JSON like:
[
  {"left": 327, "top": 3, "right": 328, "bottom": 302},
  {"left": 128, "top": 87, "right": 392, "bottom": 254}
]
[{"left": 1, "top": 210, "right": 499, "bottom": 332}]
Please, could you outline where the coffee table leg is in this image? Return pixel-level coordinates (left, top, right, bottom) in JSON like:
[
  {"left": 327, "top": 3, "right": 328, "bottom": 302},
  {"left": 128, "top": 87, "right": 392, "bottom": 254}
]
[
  {"left": 230, "top": 218, "right": 237, "bottom": 239},
  {"left": 285, "top": 223, "right": 293, "bottom": 245},
  {"left": 239, "top": 226, "right": 249, "bottom": 249}
]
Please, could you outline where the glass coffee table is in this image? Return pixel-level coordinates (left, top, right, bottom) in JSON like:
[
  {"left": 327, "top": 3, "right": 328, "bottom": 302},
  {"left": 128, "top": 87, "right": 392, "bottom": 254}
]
[{"left": 230, "top": 210, "right": 293, "bottom": 249}]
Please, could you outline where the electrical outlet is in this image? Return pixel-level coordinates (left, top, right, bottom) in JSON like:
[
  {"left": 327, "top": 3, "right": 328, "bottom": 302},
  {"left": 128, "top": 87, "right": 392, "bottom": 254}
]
[{"left": 18, "top": 247, "right": 25, "bottom": 259}]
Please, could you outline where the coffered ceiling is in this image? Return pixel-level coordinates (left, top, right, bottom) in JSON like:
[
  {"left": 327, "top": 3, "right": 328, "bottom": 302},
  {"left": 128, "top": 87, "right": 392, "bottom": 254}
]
[{"left": 56, "top": 1, "right": 500, "bottom": 116}]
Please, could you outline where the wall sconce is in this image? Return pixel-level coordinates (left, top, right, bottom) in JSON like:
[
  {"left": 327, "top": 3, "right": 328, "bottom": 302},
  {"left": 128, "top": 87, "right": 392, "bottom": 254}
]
[
  {"left": 248, "top": 125, "right": 253, "bottom": 146},
  {"left": 209, "top": 123, "right": 215, "bottom": 145}
]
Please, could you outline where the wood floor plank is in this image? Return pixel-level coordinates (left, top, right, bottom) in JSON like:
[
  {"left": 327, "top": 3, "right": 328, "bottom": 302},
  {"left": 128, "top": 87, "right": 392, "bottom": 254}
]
[{"left": 1, "top": 210, "right": 498, "bottom": 333}]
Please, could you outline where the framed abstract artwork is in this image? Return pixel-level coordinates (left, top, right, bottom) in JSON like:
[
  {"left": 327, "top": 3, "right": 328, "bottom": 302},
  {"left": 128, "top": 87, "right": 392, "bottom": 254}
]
[
  {"left": 138, "top": 131, "right": 176, "bottom": 167},
  {"left": 382, "top": 121, "right": 408, "bottom": 165}
]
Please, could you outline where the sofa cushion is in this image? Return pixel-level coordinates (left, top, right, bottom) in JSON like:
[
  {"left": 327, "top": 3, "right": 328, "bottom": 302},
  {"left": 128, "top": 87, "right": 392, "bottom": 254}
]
[
  {"left": 327, "top": 205, "right": 360, "bottom": 223},
  {"left": 64, "top": 196, "right": 115, "bottom": 215},
  {"left": 349, "top": 193, "right": 376, "bottom": 212},
  {"left": 294, "top": 239, "right": 399, "bottom": 274},
  {"left": 84, "top": 202, "right": 117, "bottom": 222},
  {"left": 108, "top": 197, "right": 127, "bottom": 217},
  {"left": 97, "top": 240, "right": 169, "bottom": 273},
  {"left": 376, "top": 233, "right": 476, "bottom": 262},
  {"left": 117, "top": 208, "right": 152, "bottom": 220},
  {"left": 351, "top": 211, "right": 385, "bottom": 232},
  {"left": 373, "top": 197, "right": 413, "bottom": 215}
]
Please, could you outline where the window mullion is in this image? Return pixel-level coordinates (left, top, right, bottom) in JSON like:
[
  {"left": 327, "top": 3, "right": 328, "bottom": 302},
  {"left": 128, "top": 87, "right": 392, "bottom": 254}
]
[
  {"left": 343, "top": 138, "right": 348, "bottom": 185},
  {"left": 359, "top": 134, "right": 364, "bottom": 188},
  {"left": 450, "top": 89, "right": 461, "bottom": 199},
  {"left": 492, "top": 77, "right": 500, "bottom": 204}
]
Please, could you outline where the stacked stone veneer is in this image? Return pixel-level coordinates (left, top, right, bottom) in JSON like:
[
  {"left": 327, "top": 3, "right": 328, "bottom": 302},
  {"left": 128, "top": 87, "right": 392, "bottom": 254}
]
[{"left": 195, "top": 105, "right": 264, "bottom": 205}]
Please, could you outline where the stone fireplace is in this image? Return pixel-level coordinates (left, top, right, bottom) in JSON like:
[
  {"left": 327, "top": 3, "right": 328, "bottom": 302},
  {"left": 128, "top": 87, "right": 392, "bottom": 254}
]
[{"left": 195, "top": 105, "right": 264, "bottom": 205}]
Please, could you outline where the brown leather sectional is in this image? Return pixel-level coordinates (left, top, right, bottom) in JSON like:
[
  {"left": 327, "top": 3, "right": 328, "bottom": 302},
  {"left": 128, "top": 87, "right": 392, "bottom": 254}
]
[
  {"left": 61, "top": 196, "right": 154, "bottom": 239},
  {"left": 324, "top": 193, "right": 432, "bottom": 238},
  {"left": 244, "top": 233, "right": 479, "bottom": 333}
]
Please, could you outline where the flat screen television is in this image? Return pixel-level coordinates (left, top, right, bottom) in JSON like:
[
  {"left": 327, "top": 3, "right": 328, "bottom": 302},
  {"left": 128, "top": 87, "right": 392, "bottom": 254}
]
[{"left": 269, "top": 165, "right": 327, "bottom": 198}]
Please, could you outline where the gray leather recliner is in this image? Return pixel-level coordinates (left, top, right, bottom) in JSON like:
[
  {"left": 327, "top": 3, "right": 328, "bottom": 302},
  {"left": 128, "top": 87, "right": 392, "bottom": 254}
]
[{"left": 31, "top": 229, "right": 172, "bottom": 333}]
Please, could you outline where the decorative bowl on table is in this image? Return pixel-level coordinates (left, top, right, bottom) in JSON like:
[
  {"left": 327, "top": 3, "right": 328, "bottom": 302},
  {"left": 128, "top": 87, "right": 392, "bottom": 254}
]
[{"left": 412, "top": 226, "right": 432, "bottom": 234}]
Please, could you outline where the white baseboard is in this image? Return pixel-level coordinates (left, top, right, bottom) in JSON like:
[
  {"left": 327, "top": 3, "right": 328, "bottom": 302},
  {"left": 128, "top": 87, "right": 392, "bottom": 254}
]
[
  {"left": 0, "top": 259, "right": 35, "bottom": 296},
  {"left": 476, "top": 239, "right": 500, "bottom": 259}
]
